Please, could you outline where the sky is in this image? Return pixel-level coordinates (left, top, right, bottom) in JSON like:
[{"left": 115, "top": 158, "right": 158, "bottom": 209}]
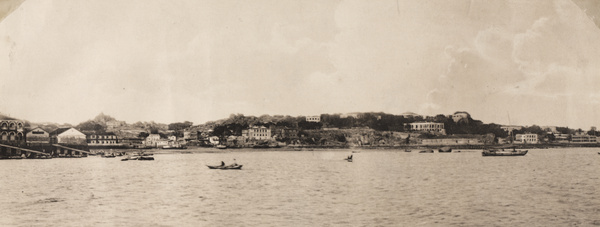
[{"left": 0, "top": 0, "right": 600, "bottom": 129}]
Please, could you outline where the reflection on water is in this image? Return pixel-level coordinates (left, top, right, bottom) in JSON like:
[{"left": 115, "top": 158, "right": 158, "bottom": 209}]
[{"left": 1, "top": 148, "right": 600, "bottom": 226}]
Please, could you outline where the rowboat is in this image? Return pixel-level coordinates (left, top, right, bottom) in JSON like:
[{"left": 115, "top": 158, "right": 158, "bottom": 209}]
[{"left": 207, "top": 164, "right": 242, "bottom": 170}]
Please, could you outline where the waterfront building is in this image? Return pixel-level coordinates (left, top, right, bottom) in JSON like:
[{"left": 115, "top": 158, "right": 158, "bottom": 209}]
[
  {"left": 0, "top": 114, "right": 25, "bottom": 145},
  {"left": 571, "top": 135, "right": 597, "bottom": 143},
  {"left": 50, "top": 128, "right": 87, "bottom": 145},
  {"left": 515, "top": 134, "right": 538, "bottom": 144},
  {"left": 306, "top": 116, "right": 321, "bottom": 122},
  {"left": 407, "top": 122, "right": 445, "bottom": 134},
  {"left": 25, "top": 127, "right": 50, "bottom": 144},
  {"left": 143, "top": 134, "right": 162, "bottom": 147},
  {"left": 242, "top": 126, "right": 271, "bottom": 140},
  {"left": 156, "top": 140, "right": 170, "bottom": 148},
  {"left": 86, "top": 132, "right": 122, "bottom": 147},
  {"left": 554, "top": 133, "right": 570, "bottom": 143},
  {"left": 452, "top": 111, "right": 470, "bottom": 122}
]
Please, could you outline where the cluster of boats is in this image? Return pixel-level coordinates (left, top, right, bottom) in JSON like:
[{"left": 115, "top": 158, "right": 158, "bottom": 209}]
[
  {"left": 100, "top": 151, "right": 155, "bottom": 161},
  {"left": 404, "top": 146, "right": 528, "bottom": 156},
  {"left": 411, "top": 147, "right": 454, "bottom": 153}
]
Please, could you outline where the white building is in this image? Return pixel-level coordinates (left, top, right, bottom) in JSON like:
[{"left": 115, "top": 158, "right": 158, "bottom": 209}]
[
  {"left": 242, "top": 126, "right": 272, "bottom": 140},
  {"left": 407, "top": 122, "right": 445, "bottom": 134},
  {"left": 50, "top": 128, "right": 87, "bottom": 145},
  {"left": 571, "top": 135, "right": 597, "bottom": 143},
  {"left": 515, "top": 134, "right": 538, "bottom": 144},
  {"left": 306, "top": 116, "right": 321, "bottom": 122},
  {"left": 143, "top": 134, "right": 162, "bottom": 147}
]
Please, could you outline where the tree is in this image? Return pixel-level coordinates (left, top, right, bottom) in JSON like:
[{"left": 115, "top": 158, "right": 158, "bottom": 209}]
[
  {"left": 168, "top": 121, "right": 193, "bottom": 131},
  {"left": 138, "top": 132, "right": 149, "bottom": 138},
  {"left": 76, "top": 120, "right": 106, "bottom": 133}
]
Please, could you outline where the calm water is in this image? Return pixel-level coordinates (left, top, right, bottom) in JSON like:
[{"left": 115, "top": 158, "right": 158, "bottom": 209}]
[{"left": 2, "top": 148, "right": 600, "bottom": 226}]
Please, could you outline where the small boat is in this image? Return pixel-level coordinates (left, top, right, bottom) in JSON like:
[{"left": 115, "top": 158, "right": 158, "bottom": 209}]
[
  {"left": 438, "top": 147, "right": 452, "bottom": 153},
  {"left": 404, "top": 149, "right": 411, "bottom": 152},
  {"left": 138, "top": 156, "right": 155, "bottom": 161},
  {"left": 102, "top": 154, "right": 116, "bottom": 158},
  {"left": 162, "top": 144, "right": 187, "bottom": 149},
  {"left": 482, "top": 147, "right": 527, "bottom": 156},
  {"left": 121, "top": 156, "right": 138, "bottom": 161},
  {"left": 207, "top": 164, "right": 242, "bottom": 170},
  {"left": 216, "top": 145, "right": 227, "bottom": 149},
  {"left": 419, "top": 149, "right": 434, "bottom": 153}
]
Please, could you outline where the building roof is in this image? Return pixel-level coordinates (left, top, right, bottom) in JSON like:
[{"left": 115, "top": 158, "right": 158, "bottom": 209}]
[
  {"left": 24, "top": 127, "right": 47, "bottom": 134},
  {"left": 49, "top": 127, "right": 83, "bottom": 136}
]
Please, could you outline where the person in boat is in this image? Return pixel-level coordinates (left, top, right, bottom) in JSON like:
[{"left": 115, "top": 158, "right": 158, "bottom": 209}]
[
  {"left": 233, "top": 159, "right": 238, "bottom": 166},
  {"left": 221, "top": 161, "right": 225, "bottom": 166}
]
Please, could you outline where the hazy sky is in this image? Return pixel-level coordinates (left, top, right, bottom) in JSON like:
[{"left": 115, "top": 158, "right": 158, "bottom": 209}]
[{"left": 1, "top": 0, "right": 599, "bottom": 129}]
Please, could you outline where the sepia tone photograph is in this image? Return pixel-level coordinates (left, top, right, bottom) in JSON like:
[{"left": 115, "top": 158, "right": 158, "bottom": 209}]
[{"left": 1, "top": 0, "right": 600, "bottom": 226}]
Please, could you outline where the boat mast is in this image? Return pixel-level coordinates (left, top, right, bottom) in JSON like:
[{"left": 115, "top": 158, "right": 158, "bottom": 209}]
[{"left": 507, "top": 111, "right": 514, "bottom": 145}]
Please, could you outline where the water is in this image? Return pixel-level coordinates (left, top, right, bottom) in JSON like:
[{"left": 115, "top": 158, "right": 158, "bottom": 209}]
[{"left": 2, "top": 148, "right": 600, "bottom": 226}]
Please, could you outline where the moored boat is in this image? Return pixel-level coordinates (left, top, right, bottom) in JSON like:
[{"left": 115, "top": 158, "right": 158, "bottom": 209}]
[
  {"left": 207, "top": 164, "right": 242, "bottom": 170},
  {"left": 482, "top": 148, "right": 528, "bottom": 156},
  {"left": 138, "top": 156, "right": 154, "bottom": 161},
  {"left": 438, "top": 147, "right": 452, "bottom": 153},
  {"left": 419, "top": 149, "right": 434, "bottom": 153},
  {"left": 161, "top": 144, "right": 187, "bottom": 149},
  {"left": 121, "top": 156, "right": 138, "bottom": 161}
]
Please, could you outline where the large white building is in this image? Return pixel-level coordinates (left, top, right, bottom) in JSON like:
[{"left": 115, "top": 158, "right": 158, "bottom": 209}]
[
  {"left": 515, "top": 134, "right": 538, "bottom": 144},
  {"left": 242, "top": 126, "right": 271, "bottom": 140},
  {"left": 571, "top": 135, "right": 597, "bottom": 143},
  {"left": 407, "top": 122, "right": 445, "bottom": 134},
  {"left": 50, "top": 128, "right": 87, "bottom": 145}
]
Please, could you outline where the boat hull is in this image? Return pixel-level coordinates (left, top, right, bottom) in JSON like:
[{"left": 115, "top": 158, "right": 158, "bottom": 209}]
[
  {"left": 482, "top": 150, "right": 528, "bottom": 156},
  {"left": 438, "top": 147, "right": 452, "bottom": 153},
  {"left": 207, "top": 164, "right": 242, "bottom": 170}
]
